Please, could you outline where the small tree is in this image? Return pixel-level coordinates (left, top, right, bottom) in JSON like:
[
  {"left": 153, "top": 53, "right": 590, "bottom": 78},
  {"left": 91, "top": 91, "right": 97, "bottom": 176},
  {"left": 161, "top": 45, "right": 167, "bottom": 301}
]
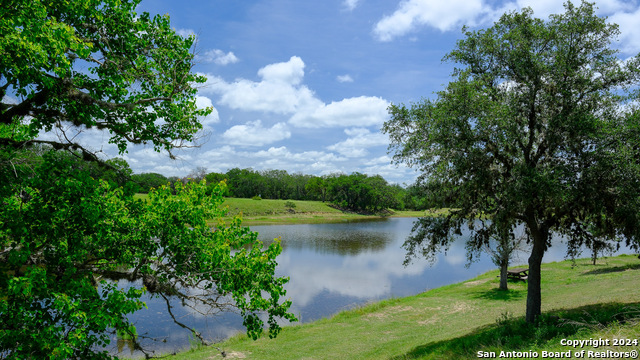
[
  {"left": 187, "top": 166, "right": 209, "bottom": 182},
  {"left": 384, "top": 2, "right": 640, "bottom": 323},
  {"left": 479, "top": 221, "right": 526, "bottom": 291},
  {"left": 284, "top": 200, "right": 297, "bottom": 213},
  {"left": 567, "top": 233, "right": 618, "bottom": 266},
  {"left": 586, "top": 238, "right": 616, "bottom": 266}
]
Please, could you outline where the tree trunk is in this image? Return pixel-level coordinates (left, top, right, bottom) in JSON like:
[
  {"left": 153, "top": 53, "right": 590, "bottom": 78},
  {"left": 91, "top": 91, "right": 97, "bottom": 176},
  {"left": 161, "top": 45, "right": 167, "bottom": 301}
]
[
  {"left": 499, "top": 260, "right": 508, "bottom": 291},
  {"left": 526, "top": 225, "right": 547, "bottom": 323}
]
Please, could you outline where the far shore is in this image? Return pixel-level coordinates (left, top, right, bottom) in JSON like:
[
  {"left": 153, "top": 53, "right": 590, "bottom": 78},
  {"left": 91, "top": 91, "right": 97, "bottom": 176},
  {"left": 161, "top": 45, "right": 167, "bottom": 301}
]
[
  {"left": 134, "top": 193, "right": 445, "bottom": 226},
  {"left": 232, "top": 209, "right": 432, "bottom": 226},
  {"left": 219, "top": 197, "right": 448, "bottom": 226}
]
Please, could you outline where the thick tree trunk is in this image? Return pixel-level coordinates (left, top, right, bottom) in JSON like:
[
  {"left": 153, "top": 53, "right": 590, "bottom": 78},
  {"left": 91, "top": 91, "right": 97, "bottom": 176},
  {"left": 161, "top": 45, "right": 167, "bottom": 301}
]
[
  {"left": 526, "top": 226, "right": 547, "bottom": 323},
  {"left": 499, "top": 260, "right": 509, "bottom": 291}
]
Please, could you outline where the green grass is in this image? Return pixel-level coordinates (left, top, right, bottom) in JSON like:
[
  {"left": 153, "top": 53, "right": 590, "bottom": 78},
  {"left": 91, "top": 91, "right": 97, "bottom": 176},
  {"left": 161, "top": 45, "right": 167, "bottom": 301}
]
[
  {"left": 222, "top": 197, "right": 342, "bottom": 216},
  {"left": 221, "top": 199, "right": 449, "bottom": 225},
  {"left": 133, "top": 194, "right": 441, "bottom": 225},
  {"left": 132, "top": 193, "right": 148, "bottom": 201},
  {"left": 161, "top": 255, "right": 640, "bottom": 360}
]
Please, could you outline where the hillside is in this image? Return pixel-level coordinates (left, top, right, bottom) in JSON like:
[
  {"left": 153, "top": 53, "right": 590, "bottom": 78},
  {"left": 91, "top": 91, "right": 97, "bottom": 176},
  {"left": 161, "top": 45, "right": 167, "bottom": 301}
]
[{"left": 220, "top": 197, "right": 429, "bottom": 225}]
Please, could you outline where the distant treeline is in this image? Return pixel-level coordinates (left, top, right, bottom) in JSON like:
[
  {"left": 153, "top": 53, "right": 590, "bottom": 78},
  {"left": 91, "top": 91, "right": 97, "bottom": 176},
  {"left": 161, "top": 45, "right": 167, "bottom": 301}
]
[
  {"left": 132, "top": 167, "right": 431, "bottom": 212},
  {"left": 65, "top": 153, "right": 431, "bottom": 212}
]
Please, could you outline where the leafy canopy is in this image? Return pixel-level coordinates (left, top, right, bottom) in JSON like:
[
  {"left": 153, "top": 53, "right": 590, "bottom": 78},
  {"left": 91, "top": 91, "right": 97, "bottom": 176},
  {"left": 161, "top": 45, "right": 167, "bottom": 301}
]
[
  {"left": 0, "top": 0, "right": 295, "bottom": 358},
  {"left": 1, "top": 152, "right": 295, "bottom": 359},
  {"left": 1, "top": 0, "right": 210, "bottom": 157},
  {"left": 383, "top": 1, "right": 640, "bottom": 322}
]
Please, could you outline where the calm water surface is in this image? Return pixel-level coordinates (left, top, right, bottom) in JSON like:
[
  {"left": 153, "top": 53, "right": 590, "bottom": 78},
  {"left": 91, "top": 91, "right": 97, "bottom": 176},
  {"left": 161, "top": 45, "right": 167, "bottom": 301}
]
[{"left": 110, "top": 217, "right": 634, "bottom": 357}]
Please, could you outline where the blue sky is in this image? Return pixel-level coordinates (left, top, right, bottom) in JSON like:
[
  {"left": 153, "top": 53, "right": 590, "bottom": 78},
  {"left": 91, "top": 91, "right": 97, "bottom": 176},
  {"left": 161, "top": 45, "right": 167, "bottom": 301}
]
[{"left": 59, "top": 0, "right": 640, "bottom": 184}]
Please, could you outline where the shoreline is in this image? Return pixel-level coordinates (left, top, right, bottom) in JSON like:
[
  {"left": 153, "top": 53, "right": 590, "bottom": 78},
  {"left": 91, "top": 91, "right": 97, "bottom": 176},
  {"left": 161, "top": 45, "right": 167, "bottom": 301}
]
[
  {"left": 134, "top": 194, "right": 443, "bottom": 226},
  {"left": 234, "top": 210, "right": 429, "bottom": 226},
  {"left": 137, "top": 254, "right": 640, "bottom": 359}
]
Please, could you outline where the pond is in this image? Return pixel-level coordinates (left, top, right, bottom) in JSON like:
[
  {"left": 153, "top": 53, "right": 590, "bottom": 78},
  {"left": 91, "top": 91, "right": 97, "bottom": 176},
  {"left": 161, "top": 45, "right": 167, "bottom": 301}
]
[{"left": 108, "top": 217, "right": 635, "bottom": 357}]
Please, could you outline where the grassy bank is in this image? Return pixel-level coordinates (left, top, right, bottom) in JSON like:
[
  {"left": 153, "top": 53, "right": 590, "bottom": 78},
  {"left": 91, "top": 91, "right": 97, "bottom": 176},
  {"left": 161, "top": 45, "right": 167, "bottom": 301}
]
[
  {"left": 163, "top": 254, "right": 640, "bottom": 359},
  {"left": 134, "top": 194, "right": 439, "bottom": 225},
  {"left": 220, "top": 198, "right": 437, "bottom": 225}
]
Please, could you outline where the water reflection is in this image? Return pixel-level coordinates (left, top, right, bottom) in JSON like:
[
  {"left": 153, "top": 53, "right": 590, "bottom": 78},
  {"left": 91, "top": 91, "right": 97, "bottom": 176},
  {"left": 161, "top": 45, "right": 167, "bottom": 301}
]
[
  {"left": 114, "top": 217, "right": 635, "bottom": 357},
  {"left": 262, "top": 220, "right": 429, "bottom": 311},
  {"left": 260, "top": 220, "right": 394, "bottom": 255},
  {"left": 116, "top": 339, "right": 136, "bottom": 357}
]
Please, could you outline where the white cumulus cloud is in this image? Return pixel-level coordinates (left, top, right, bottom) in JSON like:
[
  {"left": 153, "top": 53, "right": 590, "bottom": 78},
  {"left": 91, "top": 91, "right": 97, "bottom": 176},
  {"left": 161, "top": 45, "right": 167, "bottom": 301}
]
[
  {"left": 374, "top": 0, "right": 640, "bottom": 55},
  {"left": 222, "top": 120, "right": 291, "bottom": 146},
  {"left": 251, "top": 146, "right": 347, "bottom": 163},
  {"left": 198, "top": 49, "right": 239, "bottom": 65},
  {"left": 337, "top": 74, "right": 354, "bottom": 83},
  {"left": 290, "top": 96, "right": 389, "bottom": 128},
  {"left": 200, "top": 56, "right": 321, "bottom": 114},
  {"left": 327, "top": 128, "right": 389, "bottom": 158},
  {"left": 194, "top": 96, "right": 219, "bottom": 126},
  {"left": 258, "top": 56, "right": 305, "bottom": 85},
  {"left": 200, "top": 57, "right": 390, "bottom": 129},
  {"left": 249, "top": 147, "right": 349, "bottom": 176},
  {"left": 608, "top": 7, "right": 640, "bottom": 54},
  {"left": 374, "top": 0, "right": 485, "bottom": 41}
]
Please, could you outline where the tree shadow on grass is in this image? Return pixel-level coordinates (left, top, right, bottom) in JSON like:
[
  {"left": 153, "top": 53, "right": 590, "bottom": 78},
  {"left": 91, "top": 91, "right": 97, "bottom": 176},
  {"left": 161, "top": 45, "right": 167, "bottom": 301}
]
[
  {"left": 580, "top": 263, "right": 640, "bottom": 276},
  {"left": 389, "top": 302, "right": 640, "bottom": 360},
  {"left": 470, "top": 287, "right": 526, "bottom": 302}
]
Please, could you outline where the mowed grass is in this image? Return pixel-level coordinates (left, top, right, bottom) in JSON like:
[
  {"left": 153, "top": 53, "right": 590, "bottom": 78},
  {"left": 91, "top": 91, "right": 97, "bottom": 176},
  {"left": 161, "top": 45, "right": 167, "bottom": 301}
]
[
  {"left": 221, "top": 198, "right": 443, "bottom": 225},
  {"left": 163, "top": 255, "right": 640, "bottom": 360},
  {"left": 222, "top": 198, "right": 340, "bottom": 216},
  {"left": 133, "top": 194, "right": 440, "bottom": 225}
]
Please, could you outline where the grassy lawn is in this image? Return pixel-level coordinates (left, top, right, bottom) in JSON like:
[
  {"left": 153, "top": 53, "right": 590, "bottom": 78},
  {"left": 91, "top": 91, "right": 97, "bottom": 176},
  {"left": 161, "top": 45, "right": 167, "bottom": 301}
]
[
  {"left": 161, "top": 254, "right": 640, "bottom": 360},
  {"left": 134, "top": 194, "right": 442, "bottom": 225}
]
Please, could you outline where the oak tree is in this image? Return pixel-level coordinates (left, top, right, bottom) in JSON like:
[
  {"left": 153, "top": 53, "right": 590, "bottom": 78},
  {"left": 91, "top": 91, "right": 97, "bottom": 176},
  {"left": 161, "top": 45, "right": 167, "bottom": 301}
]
[{"left": 383, "top": 2, "right": 640, "bottom": 323}]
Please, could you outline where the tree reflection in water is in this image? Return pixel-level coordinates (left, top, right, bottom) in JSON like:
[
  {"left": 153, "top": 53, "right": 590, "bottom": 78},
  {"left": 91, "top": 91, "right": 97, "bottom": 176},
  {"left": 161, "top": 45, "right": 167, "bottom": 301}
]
[{"left": 112, "top": 217, "right": 634, "bottom": 357}]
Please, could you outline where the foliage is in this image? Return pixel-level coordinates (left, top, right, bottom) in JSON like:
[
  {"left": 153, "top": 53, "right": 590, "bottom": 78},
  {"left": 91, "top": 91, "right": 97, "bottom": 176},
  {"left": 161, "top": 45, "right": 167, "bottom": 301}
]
[
  {"left": 203, "top": 172, "right": 229, "bottom": 196},
  {"left": 116, "top": 325, "right": 138, "bottom": 341},
  {"left": 225, "top": 168, "right": 309, "bottom": 200},
  {"left": 0, "top": 150, "right": 295, "bottom": 358},
  {"left": 44, "top": 152, "right": 138, "bottom": 195},
  {"left": 325, "top": 172, "right": 399, "bottom": 213},
  {"left": 305, "top": 176, "right": 328, "bottom": 202},
  {"left": 0, "top": 0, "right": 295, "bottom": 358},
  {"left": 130, "top": 172, "right": 169, "bottom": 193},
  {"left": 402, "top": 183, "right": 442, "bottom": 211},
  {"left": 220, "top": 167, "right": 408, "bottom": 212},
  {"left": 1, "top": 0, "right": 210, "bottom": 156},
  {"left": 284, "top": 200, "right": 297, "bottom": 210},
  {"left": 383, "top": 2, "right": 640, "bottom": 322},
  {"left": 0, "top": 150, "right": 146, "bottom": 359}
]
